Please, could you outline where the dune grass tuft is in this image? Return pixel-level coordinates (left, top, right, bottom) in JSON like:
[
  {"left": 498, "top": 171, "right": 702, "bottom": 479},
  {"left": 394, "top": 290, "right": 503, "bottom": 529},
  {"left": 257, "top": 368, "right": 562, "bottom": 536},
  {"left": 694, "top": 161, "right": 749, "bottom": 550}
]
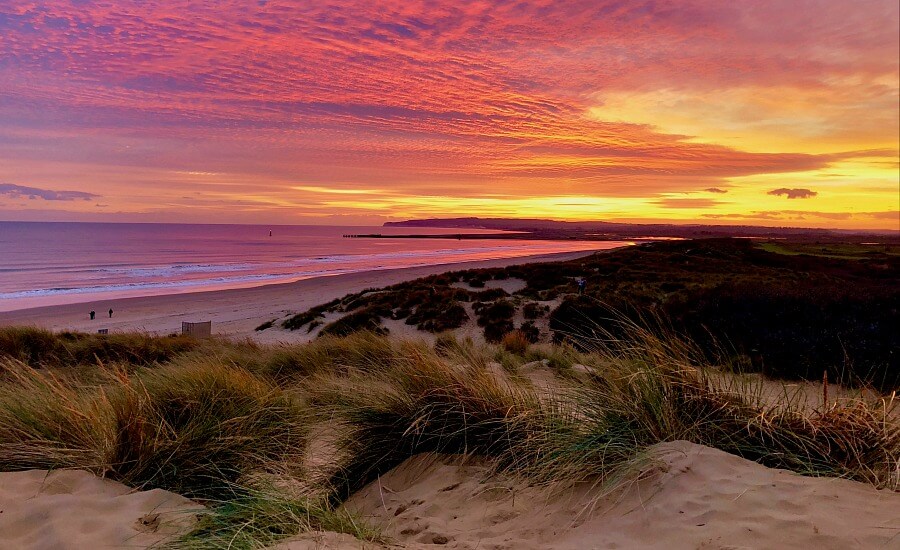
[
  {"left": 308, "top": 346, "right": 551, "bottom": 502},
  {"left": 559, "top": 316, "right": 900, "bottom": 490},
  {"left": 0, "top": 358, "right": 114, "bottom": 472},
  {"left": 0, "top": 358, "right": 308, "bottom": 499},
  {"left": 173, "top": 485, "right": 381, "bottom": 549},
  {"left": 0, "top": 326, "right": 198, "bottom": 369}
]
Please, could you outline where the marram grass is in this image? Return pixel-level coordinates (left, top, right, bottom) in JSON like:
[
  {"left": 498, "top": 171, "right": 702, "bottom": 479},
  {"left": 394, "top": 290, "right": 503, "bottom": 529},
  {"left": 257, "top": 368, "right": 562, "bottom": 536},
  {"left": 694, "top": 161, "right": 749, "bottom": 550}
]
[{"left": 0, "top": 325, "right": 897, "bottom": 549}]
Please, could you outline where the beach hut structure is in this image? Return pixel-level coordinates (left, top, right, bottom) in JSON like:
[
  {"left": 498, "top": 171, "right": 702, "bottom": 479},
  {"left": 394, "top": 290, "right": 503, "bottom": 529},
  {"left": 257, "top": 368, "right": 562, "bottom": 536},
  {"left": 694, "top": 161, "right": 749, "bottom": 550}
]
[{"left": 182, "top": 321, "right": 212, "bottom": 338}]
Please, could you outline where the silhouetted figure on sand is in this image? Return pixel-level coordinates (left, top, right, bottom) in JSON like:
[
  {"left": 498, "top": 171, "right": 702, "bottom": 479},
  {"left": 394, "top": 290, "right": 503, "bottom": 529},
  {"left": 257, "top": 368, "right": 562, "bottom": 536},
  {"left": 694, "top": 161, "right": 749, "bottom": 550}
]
[
  {"left": 108, "top": 308, "right": 114, "bottom": 318},
  {"left": 89, "top": 310, "right": 95, "bottom": 320}
]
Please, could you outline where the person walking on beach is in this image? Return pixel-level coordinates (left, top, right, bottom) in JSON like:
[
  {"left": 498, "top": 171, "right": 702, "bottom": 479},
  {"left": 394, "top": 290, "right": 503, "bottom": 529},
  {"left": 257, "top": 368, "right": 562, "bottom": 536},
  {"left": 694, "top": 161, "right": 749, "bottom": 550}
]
[
  {"left": 108, "top": 308, "right": 114, "bottom": 318},
  {"left": 89, "top": 310, "right": 95, "bottom": 320}
]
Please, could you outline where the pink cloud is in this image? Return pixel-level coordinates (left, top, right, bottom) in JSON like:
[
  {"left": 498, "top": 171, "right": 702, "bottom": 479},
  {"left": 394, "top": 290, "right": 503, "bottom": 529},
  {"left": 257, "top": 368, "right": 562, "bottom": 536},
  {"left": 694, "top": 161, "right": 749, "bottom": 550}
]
[{"left": 0, "top": 0, "right": 896, "bottom": 223}]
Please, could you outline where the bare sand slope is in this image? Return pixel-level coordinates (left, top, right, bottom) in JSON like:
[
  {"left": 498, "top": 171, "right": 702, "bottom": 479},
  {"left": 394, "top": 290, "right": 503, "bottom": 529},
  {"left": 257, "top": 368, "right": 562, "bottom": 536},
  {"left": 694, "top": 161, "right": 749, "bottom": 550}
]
[
  {"left": 279, "top": 441, "right": 900, "bottom": 550},
  {"left": 0, "top": 469, "right": 200, "bottom": 549}
]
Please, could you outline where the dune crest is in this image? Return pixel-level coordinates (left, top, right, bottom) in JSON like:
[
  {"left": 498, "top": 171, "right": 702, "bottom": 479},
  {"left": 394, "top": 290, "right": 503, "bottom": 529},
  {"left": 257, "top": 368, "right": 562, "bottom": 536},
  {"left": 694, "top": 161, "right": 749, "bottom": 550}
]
[
  {"left": 277, "top": 440, "right": 900, "bottom": 550},
  {"left": 0, "top": 469, "right": 201, "bottom": 550}
]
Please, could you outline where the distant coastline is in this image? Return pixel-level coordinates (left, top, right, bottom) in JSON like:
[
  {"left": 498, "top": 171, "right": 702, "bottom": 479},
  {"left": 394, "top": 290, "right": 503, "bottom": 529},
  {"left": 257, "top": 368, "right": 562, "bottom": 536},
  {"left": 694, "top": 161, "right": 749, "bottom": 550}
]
[{"left": 384, "top": 217, "right": 900, "bottom": 243}]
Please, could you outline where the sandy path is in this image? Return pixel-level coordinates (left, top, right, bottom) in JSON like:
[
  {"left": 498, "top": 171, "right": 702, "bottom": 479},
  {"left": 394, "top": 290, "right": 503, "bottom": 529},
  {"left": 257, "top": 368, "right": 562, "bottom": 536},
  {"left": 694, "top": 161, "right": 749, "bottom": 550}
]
[{"left": 0, "top": 251, "right": 592, "bottom": 344}]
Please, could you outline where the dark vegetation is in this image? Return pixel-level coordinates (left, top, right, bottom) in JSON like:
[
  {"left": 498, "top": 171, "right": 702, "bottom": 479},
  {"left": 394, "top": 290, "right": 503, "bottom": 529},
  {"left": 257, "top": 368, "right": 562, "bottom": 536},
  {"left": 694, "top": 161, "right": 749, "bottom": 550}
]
[
  {"left": 523, "top": 301, "right": 550, "bottom": 319},
  {"left": 319, "top": 307, "right": 388, "bottom": 337},
  {"left": 255, "top": 319, "right": 275, "bottom": 331},
  {"left": 474, "top": 299, "right": 516, "bottom": 342},
  {"left": 0, "top": 327, "right": 198, "bottom": 369},
  {"left": 283, "top": 238, "right": 899, "bottom": 391},
  {"left": 281, "top": 298, "right": 340, "bottom": 331}
]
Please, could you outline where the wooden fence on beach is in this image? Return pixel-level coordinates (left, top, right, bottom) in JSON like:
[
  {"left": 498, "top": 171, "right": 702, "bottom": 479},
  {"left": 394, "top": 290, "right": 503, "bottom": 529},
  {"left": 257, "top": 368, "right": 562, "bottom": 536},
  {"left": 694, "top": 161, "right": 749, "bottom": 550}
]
[{"left": 182, "top": 321, "right": 212, "bottom": 338}]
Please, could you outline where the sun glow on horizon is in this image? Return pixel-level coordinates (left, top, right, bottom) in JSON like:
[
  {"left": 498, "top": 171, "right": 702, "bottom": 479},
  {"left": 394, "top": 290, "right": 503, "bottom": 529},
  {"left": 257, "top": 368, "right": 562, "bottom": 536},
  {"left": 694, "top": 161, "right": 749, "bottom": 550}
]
[{"left": 0, "top": 1, "right": 897, "bottom": 230}]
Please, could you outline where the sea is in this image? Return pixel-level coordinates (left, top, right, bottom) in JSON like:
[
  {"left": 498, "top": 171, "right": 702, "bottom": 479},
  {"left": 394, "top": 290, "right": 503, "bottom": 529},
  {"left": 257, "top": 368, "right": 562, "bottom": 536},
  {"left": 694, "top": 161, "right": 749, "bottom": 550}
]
[{"left": 0, "top": 222, "right": 627, "bottom": 311}]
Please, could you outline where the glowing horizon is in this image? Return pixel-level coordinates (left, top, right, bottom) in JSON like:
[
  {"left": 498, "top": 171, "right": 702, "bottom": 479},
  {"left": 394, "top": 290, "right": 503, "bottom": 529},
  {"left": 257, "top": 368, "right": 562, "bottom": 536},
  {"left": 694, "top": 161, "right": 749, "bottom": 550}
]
[{"left": 0, "top": 1, "right": 897, "bottom": 230}]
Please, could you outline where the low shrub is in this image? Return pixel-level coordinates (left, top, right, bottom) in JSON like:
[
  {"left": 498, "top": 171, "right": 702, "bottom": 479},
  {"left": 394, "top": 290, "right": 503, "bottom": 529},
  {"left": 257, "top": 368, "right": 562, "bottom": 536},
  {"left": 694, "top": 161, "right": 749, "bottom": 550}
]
[
  {"left": 475, "top": 299, "right": 516, "bottom": 343},
  {"left": 282, "top": 298, "right": 340, "bottom": 331},
  {"left": 522, "top": 302, "right": 548, "bottom": 320},
  {"left": 471, "top": 288, "right": 509, "bottom": 301},
  {"left": 407, "top": 302, "right": 469, "bottom": 332},
  {"left": 501, "top": 330, "right": 530, "bottom": 355},
  {"left": 318, "top": 309, "right": 387, "bottom": 338},
  {"left": 519, "top": 321, "right": 541, "bottom": 343},
  {"left": 255, "top": 320, "right": 276, "bottom": 331}
]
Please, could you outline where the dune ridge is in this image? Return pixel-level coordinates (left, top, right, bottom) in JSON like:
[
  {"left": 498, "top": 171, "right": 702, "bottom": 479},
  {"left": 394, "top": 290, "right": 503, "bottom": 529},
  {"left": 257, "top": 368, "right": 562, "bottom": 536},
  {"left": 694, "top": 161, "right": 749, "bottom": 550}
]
[{"left": 310, "top": 440, "right": 899, "bottom": 549}]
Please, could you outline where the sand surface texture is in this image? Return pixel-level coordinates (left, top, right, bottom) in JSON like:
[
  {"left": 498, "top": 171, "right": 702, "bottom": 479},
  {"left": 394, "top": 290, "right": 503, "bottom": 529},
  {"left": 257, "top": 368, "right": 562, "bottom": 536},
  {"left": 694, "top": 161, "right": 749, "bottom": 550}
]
[
  {"left": 2, "top": 442, "right": 897, "bottom": 549},
  {"left": 277, "top": 441, "right": 900, "bottom": 550},
  {"left": 0, "top": 469, "right": 200, "bottom": 549}
]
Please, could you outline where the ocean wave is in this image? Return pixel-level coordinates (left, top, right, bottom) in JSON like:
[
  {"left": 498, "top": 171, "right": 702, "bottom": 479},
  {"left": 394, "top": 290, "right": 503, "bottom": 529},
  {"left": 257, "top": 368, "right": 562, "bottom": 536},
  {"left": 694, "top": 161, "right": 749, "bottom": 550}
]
[
  {"left": 0, "top": 242, "right": 612, "bottom": 302},
  {"left": 40, "top": 245, "right": 537, "bottom": 280},
  {"left": 0, "top": 268, "right": 355, "bottom": 300}
]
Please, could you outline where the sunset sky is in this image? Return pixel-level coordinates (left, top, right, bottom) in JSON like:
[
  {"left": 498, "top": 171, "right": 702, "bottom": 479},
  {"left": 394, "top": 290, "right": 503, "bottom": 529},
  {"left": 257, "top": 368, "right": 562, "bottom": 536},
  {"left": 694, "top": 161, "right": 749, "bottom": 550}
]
[{"left": 0, "top": 1, "right": 898, "bottom": 229}]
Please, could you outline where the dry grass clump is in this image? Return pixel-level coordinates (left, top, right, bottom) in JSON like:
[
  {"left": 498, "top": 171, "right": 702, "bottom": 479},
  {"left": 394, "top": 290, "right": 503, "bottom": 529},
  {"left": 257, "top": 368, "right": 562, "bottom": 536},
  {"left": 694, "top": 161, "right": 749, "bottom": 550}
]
[
  {"left": 566, "top": 319, "right": 900, "bottom": 490},
  {"left": 0, "top": 358, "right": 114, "bottom": 472},
  {"left": 307, "top": 346, "right": 552, "bottom": 502},
  {"left": 109, "top": 360, "right": 308, "bottom": 498},
  {"left": 501, "top": 329, "right": 530, "bottom": 355},
  {"left": 172, "top": 485, "right": 381, "bottom": 549},
  {"left": 0, "top": 326, "right": 197, "bottom": 369},
  {"left": 0, "top": 358, "right": 308, "bottom": 499},
  {"left": 258, "top": 332, "right": 407, "bottom": 382}
]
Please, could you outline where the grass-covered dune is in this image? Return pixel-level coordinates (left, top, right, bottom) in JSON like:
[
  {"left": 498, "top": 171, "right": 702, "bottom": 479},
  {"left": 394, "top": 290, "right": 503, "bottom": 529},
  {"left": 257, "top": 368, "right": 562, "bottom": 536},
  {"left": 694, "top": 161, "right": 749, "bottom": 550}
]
[
  {"left": 277, "top": 238, "right": 900, "bottom": 391},
  {"left": 1, "top": 326, "right": 897, "bottom": 548}
]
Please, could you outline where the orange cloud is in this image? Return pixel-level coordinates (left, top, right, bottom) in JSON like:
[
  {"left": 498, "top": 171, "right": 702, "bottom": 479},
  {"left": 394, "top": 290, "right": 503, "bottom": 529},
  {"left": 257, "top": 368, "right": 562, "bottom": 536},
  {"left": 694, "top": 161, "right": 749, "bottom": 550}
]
[
  {"left": 768, "top": 188, "right": 818, "bottom": 199},
  {"left": 0, "top": 1, "right": 896, "bottom": 229}
]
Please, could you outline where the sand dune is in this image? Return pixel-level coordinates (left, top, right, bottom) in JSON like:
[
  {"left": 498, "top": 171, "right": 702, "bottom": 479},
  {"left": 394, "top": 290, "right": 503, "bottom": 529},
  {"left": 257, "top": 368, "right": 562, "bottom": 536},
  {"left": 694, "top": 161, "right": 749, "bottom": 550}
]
[
  {"left": 1, "top": 446, "right": 897, "bottom": 549},
  {"left": 0, "top": 469, "right": 201, "bottom": 549},
  {"left": 278, "top": 441, "right": 900, "bottom": 550}
]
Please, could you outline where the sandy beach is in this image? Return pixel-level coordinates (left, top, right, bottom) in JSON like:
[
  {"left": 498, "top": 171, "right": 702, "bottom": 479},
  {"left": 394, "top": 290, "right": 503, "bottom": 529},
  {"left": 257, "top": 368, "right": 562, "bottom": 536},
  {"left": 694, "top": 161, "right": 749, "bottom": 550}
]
[{"left": 0, "top": 250, "right": 594, "bottom": 343}]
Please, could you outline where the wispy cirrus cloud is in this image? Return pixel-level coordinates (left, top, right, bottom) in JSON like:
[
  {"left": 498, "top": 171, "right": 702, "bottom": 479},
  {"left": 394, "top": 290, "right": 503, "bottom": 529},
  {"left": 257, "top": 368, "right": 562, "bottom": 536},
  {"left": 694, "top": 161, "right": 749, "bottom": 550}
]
[
  {"left": 0, "top": 1, "right": 896, "bottom": 228},
  {"left": 654, "top": 198, "right": 726, "bottom": 209}
]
